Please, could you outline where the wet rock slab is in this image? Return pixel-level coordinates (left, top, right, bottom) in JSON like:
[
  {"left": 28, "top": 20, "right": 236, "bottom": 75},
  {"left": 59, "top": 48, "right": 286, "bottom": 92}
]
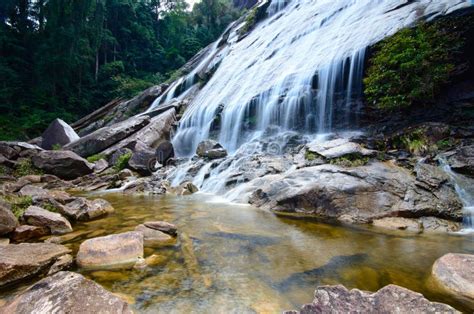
[
  {"left": 77, "top": 231, "right": 144, "bottom": 270},
  {"left": 0, "top": 271, "right": 132, "bottom": 313},
  {"left": 23, "top": 206, "right": 73, "bottom": 235},
  {"left": 432, "top": 253, "right": 474, "bottom": 304},
  {"left": 0, "top": 243, "right": 71, "bottom": 287},
  {"left": 286, "top": 284, "right": 458, "bottom": 313}
]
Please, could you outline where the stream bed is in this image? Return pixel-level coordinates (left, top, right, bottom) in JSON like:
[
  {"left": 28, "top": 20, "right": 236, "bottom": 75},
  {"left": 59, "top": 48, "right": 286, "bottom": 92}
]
[{"left": 2, "top": 192, "right": 474, "bottom": 312}]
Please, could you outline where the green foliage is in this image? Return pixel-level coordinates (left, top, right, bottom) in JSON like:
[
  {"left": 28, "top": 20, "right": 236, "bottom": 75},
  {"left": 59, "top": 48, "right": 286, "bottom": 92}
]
[
  {"left": 87, "top": 153, "right": 106, "bottom": 163},
  {"left": 52, "top": 144, "right": 62, "bottom": 150},
  {"left": 2, "top": 195, "right": 33, "bottom": 218},
  {"left": 0, "top": 0, "right": 242, "bottom": 141},
  {"left": 329, "top": 154, "right": 369, "bottom": 167},
  {"left": 240, "top": 8, "right": 257, "bottom": 34},
  {"left": 392, "top": 129, "right": 429, "bottom": 155},
  {"left": 435, "top": 138, "right": 457, "bottom": 151},
  {"left": 364, "top": 20, "right": 463, "bottom": 110},
  {"left": 114, "top": 152, "right": 132, "bottom": 172},
  {"left": 305, "top": 150, "right": 317, "bottom": 161},
  {"left": 13, "top": 159, "right": 43, "bottom": 177}
]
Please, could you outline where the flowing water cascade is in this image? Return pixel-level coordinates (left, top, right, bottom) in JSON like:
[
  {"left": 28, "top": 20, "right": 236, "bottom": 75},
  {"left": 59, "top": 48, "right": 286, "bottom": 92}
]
[
  {"left": 440, "top": 158, "right": 474, "bottom": 232},
  {"left": 149, "top": 0, "right": 471, "bottom": 191}
]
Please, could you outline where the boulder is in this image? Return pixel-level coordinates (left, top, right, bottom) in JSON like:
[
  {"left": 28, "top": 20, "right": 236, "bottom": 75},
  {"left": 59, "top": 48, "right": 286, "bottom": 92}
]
[
  {"left": 93, "top": 158, "right": 109, "bottom": 173},
  {"left": 156, "top": 140, "right": 175, "bottom": 165},
  {"left": 128, "top": 141, "right": 156, "bottom": 175},
  {"left": 0, "top": 201, "right": 18, "bottom": 235},
  {"left": 286, "top": 284, "right": 457, "bottom": 313},
  {"left": 10, "top": 225, "right": 49, "bottom": 242},
  {"left": 23, "top": 206, "right": 73, "bottom": 235},
  {"left": 0, "top": 271, "right": 132, "bottom": 313},
  {"left": 64, "top": 115, "right": 150, "bottom": 157},
  {"left": 249, "top": 161, "right": 462, "bottom": 223},
  {"left": 32, "top": 150, "right": 94, "bottom": 180},
  {"left": 62, "top": 197, "right": 114, "bottom": 221},
  {"left": 448, "top": 144, "right": 474, "bottom": 177},
  {"left": 196, "top": 140, "right": 228, "bottom": 159},
  {"left": 47, "top": 254, "right": 73, "bottom": 275},
  {"left": 0, "top": 243, "right": 71, "bottom": 287},
  {"left": 40, "top": 118, "right": 80, "bottom": 150},
  {"left": 108, "top": 148, "right": 133, "bottom": 166},
  {"left": 118, "top": 169, "right": 134, "bottom": 180},
  {"left": 134, "top": 224, "right": 174, "bottom": 247},
  {"left": 18, "top": 185, "right": 49, "bottom": 198},
  {"left": 432, "top": 253, "right": 474, "bottom": 303},
  {"left": 144, "top": 221, "right": 177, "bottom": 236},
  {"left": 77, "top": 231, "right": 144, "bottom": 270},
  {"left": 0, "top": 142, "right": 42, "bottom": 160},
  {"left": 306, "top": 138, "right": 376, "bottom": 159}
]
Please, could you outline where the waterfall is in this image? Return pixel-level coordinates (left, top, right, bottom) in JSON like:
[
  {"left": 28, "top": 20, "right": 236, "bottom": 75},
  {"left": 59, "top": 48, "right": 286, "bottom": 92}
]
[
  {"left": 162, "top": 0, "right": 470, "bottom": 157},
  {"left": 440, "top": 158, "right": 474, "bottom": 232}
]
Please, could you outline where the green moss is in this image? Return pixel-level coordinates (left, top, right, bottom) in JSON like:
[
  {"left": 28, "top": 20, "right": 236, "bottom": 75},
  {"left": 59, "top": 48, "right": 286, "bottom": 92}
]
[
  {"left": 42, "top": 202, "right": 59, "bottom": 213},
  {"left": 435, "top": 138, "right": 456, "bottom": 151},
  {"left": 240, "top": 8, "right": 257, "bottom": 34},
  {"left": 87, "top": 153, "right": 106, "bottom": 163},
  {"left": 329, "top": 154, "right": 369, "bottom": 167},
  {"left": 13, "top": 159, "right": 44, "bottom": 177},
  {"left": 113, "top": 152, "right": 132, "bottom": 172},
  {"left": 305, "top": 150, "right": 317, "bottom": 161},
  {"left": 52, "top": 144, "right": 62, "bottom": 150},
  {"left": 2, "top": 195, "right": 33, "bottom": 218},
  {"left": 364, "top": 19, "right": 463, "bottom": 110}
]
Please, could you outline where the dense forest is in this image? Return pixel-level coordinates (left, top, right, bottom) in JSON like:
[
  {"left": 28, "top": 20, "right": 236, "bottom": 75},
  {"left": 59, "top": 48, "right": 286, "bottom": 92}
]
[{"left": 0, "top": 0, "right": 241, "bottom": 140}]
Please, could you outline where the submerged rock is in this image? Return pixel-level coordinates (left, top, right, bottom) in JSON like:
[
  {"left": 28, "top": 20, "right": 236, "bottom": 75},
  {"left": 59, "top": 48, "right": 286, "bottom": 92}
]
[
  {"left": 372, "top": 216, "right": 461, "bottom": 233},
  {"left": 40, "top": 118, "right": 80, "bottom": 150},
  {"left": 77, "top": 231, "right": 144, "bottom": 270},
  {"left": 249, "top": 161, "right": 462, "bottom": 223},
  {"left": 196, "top": 140, "right": 228, "bottom": 159},
  {"left": 23, "top": 206, "right": 73, "bottom": 235},
  {"left": 144, "top": 221, "right": 177, "bottom": 236},
  {"left": 135, "top": 224, "right": 174, "bottom": 247},
  {"left": 62, "top": 197, "right": 114, "bottom": 221},
  {"left": 286, "top": 284, "right": 458, "bottom": 313},
  {"left": 0, "top": 243, "right": 71, "bottom": 287},
  {"left": 31, "top": 150, "right": 94, "bottom": 180},
  {"left": 432, "top": 253, "right": 474, "bottom": 303},
  {"left": 0, "top": 271, "right": 132, "bottom": 313}
]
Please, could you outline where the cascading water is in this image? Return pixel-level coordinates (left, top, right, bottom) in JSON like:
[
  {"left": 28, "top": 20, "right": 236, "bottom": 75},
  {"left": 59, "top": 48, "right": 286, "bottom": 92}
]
[
  {"left": 165, "top": 0, "right": 470, "bottom": 157},
  {"left": 440, "top": 158, "right": 474, "bottom": 232}
]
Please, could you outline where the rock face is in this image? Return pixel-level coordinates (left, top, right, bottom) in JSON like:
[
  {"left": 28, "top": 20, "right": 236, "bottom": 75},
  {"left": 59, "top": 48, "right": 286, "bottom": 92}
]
[
  {"left": 135, "top": 224, "right": 174, "bottom": 247},
  {"left": 286, "top": 284, "right": 458, "bottom": 313},
  {"left": 10, "top": 225, "right": 48, "bottom": 242},
  {"left": 432, "top": 253, "right": 474, "bottom": 303},
  {"left": 306, "top": 138, "right": 376, "bottom": 159},
  {"left": 128, "top": 141, "right": 156, "bottom": 175},
  {"left": 23, "top": 206, "right": 73, "bottom": 235},
  {"left": 0, "top": 271, "right": 132, "bottom": 313},
  {"left": 156, "top": 140, "right": 175, "bottom": 165},
  {"left": 77, "top": 231, "right": 144, "bottom": 270},
  {"left": 449, "top": 144, "right": 474, "bottom": 177},
  {"left": 0, "top": 201, "right": 18, "bottom": 235},
  {"left": 196, "top": 140, "right": 228, "bottom": 159},
  {"left": 249, "top": 161, "right": 462, "bottom": 223},
  {"left": 64, "top": 115, "right": 150, "bottom": 157},
  {"left": 40, "top": 118, "right": 80, "bottom": 150},
  {"left": 62, "top": 197, "right": 114, "bottom": 221},
  {"left": 0, "top": 243, "right": 71, "bottom": 287},
  {"left": 32, "top": 150, "right": 94, "bottom": 180}
]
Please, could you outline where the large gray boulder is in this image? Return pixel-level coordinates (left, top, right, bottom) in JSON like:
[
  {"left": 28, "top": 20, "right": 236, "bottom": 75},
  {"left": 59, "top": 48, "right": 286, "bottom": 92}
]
[
  {"left": 0, "top": 243, "right": 71, "bottom": 287},
  {"left": 432, "top": 253, "right": 474, "bottom": 303},
  {"left": 77, "top": 231, "right": 144, "bottom": 270},
  {"left": 40, "top": 118, "right": 80, "bottom": 150},
  {"left": 128, "top": 141, "right": 156, "bottom": 175},
  {"left": 249, "top": 161, "right": 462, "bottom": 223},
  {"left": 64, "top": 115, "right": 150, "bottom": 157},
  {"left": 286, "top": 284, "right": 458, "bottom": 313},
  {"left": 32, "top": 150, "right": 94, "bottom": 180},
  {"left": 306, "top": 138, "right": 376, "bottom": 159},
  {"left": 0, "top": 271, "right": 132, "bottom": 313},
  {"left": 23, "top": 206, "right": 73, "bottom": 235},
  {"left": 0, "top": 200, "right": 18, "bottom": 236}
]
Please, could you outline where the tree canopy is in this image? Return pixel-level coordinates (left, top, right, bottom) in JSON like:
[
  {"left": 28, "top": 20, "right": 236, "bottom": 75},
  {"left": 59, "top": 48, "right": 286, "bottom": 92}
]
[{"left": 0, "top": 0, "right": 241, "bottom": 140}]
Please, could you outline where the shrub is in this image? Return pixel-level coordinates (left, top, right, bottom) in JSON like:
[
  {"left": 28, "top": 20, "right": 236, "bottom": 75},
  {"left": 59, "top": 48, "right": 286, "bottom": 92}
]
[
  {"left": 364, "top": 19, "right": 463, "bottom": 110},
  {"left": 87, "top": 153, "right": 106, "bottom": 163},
  {"left": 2, "top": 195, "right": 33, "bottom": 218},
  {"left": 114, "top": 152, "right": 132, "bottom": 172},
  {"left": 52, "top": 144, "right": 62, "bottom": 150},
  {"left": 305, "top": 150, "right": 317, "bottom": 161},
  {"left": 329, "top": 154, "right": 369, "bottom": 167},
  {"left": 14, "top": 159, "right": 43, "bottom": 177}
]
